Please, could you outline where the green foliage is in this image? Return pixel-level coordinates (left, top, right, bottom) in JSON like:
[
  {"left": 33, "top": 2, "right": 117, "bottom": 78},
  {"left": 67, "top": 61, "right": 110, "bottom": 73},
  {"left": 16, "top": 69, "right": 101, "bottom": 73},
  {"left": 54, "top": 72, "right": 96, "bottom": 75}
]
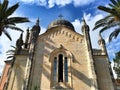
[
  {"left": 0, "top": 0, "right": 30, "bottom": 41},
  {"left": 33, "top": 85, "right": 39, "bottom": 90},
  {"left": 6, "top": 45, "right": 15, "bottom": 60},
  {"left": 98, "top": 0, "right": 120, "bottom": 18},
  {"left": 113, "top": 51, "right": 120, "bottom": 79},
  {"left": 93, "top": 0, "right": 120, "bottom": 42}
]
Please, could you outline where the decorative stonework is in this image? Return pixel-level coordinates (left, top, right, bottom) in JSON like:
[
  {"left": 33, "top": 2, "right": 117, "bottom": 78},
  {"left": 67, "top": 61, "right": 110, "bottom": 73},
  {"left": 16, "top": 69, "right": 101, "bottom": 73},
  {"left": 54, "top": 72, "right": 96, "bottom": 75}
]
[
  {"left": 4, "top": 18, "right": 115, "bottom": 90},
  {"left": 49, "top": 45, "right": 74, "bottom": 62},
  {"left": 39, "top": 26, "right": 83, "bottom": 44}
]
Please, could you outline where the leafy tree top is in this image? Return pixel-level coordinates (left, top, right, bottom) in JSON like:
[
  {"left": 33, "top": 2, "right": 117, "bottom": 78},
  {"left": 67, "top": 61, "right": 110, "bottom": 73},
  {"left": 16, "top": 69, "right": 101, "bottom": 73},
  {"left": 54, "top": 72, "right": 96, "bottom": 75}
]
[
  {"left": 113, "top": 51, "right": 120, "bottom": 79},
  {"left": 0, "top": 0, "right": 30, "bottom": 40}
]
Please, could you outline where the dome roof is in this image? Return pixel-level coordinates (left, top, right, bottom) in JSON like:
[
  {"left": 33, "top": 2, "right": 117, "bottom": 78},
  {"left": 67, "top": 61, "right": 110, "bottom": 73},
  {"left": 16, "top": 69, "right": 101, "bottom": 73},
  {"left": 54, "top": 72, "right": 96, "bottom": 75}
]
[{"left": 47, "top": 19, "right": 75, "bottom": 31}]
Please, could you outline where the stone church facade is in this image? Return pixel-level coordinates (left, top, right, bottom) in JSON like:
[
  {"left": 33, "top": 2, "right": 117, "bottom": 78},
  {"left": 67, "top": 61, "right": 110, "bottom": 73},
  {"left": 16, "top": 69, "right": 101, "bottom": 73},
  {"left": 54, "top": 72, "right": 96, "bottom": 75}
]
[{"left": 1, "top": 18, "right": 115, "bottom": 90}]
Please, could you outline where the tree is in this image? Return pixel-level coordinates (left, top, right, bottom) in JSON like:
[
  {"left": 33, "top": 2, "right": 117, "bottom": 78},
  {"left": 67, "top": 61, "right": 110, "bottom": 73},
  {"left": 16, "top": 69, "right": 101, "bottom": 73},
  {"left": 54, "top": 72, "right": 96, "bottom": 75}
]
[
  {"left": 6, "top": 45, "right": 15, "bottom": 60},
  {"left": 113, "top": 51, "right": 120, "bottom": 79},
  {"left": 6, "top": 45, "right": 16, "bottom": 65},
  {"left": 0, "top": 0, "right": 29, "bottom": 40},
  {"left": 34, "top": 85, "right": 39, "bottom": 90},
  {"left": 93, "top": 0, "right": 120, "bottom": 41}
]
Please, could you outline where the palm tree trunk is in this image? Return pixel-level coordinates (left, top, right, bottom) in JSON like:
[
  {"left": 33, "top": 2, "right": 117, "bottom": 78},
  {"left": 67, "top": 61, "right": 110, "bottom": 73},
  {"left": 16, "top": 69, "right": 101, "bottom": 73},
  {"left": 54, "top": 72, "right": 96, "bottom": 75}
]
[{"left": 114, "top": 16, "right": 120, "bottom": 21}]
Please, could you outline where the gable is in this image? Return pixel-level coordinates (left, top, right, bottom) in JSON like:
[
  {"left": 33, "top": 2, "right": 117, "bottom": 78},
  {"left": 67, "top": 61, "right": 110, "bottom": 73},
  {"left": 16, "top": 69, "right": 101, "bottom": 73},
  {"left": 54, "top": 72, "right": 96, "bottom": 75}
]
[
  {"left": 38, "top": 26, "right": 84, "bottom": 43},
  {"left": 36, "top": 26, "right": 87, "bottom": 63}
]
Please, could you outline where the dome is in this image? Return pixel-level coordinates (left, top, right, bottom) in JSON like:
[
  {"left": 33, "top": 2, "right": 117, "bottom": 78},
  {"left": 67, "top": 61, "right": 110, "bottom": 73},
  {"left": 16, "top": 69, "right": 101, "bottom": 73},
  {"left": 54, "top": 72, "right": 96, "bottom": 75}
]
[{"left": 47, "top": 19, "right": 75, "bottom": 31}]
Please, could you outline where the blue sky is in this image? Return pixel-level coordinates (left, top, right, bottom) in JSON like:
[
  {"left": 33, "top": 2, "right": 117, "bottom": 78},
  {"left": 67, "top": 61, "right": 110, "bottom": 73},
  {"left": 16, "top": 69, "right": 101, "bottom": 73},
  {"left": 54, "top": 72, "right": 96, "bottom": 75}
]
[{"left": 0, "top": 0, "right": 120, "bottom": 76}]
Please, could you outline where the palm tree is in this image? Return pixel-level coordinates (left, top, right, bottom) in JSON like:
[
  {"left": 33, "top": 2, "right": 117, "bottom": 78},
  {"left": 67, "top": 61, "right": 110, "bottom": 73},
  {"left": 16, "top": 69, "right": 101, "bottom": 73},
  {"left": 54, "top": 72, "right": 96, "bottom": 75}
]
[
  {"left": 93, "top": 0, "right": 120, "bottom": 41},
  {"left": 6, "top": 45, "right": 15, "bottom": 60},
  {"left": 113, "top": 51, "right": 120, "bottom": 79},
  {"left": 0, "top": 0, "right": 29, "bottom": 40},
  {"left": 6, "top": 45, "right": 16, "bottom": 66}
]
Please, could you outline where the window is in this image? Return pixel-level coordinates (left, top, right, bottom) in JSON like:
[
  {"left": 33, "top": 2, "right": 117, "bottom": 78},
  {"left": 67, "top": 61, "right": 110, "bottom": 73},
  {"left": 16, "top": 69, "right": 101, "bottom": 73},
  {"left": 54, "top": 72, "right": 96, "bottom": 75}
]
[
  {"left": 53, "top": 57, "right": 57, "bottom": 82},
  {"left": 58, "top": 54, "right": 63, "bottom": 82},
  {"left": 50, "top": 47, "right": 73, "bottom": 88},
  {"left": 53, "top": 54, "right": 68, "bottom": 83},
  {"left": 64, "top": 57, "right": 68, "bottom": 82}
]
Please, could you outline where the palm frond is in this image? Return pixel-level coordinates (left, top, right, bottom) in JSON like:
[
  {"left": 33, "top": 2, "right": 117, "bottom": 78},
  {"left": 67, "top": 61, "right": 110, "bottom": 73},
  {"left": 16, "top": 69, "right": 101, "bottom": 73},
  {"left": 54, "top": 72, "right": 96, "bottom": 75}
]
[
  {"left": 109, "top": 28, "right": 120, "bottom": 41},
  {"left": 1, "top": 0, "right": 8, "bottom": 12},
  {"left": 98, "top": 6, "right": 112, "bottom": 13},
  {"left": 93, "top": 23, "right": 106, "bottom": 30},
  {"left": 10, "top": 45, "right": 16, "bottom": 49},
  {"left": 6, "top": 50, "right": 15, "bottom": 53},
  {"left": 7, "top": 56, "right": 14, "bottom": 59},
  {"left": 99, "top": 26, "right": 110, "bottom": 33},
  {"left": 109, "top": 4, "right": 118, "bottom": 8},
  {"left": 4, "top": 19, "right": 16, "bottom": 25},
  {"left": 93, "top": 16, "right": 114, "bottom": 30},
  {"left": 4, "top": 3, "right": 19, "bottom": 18},
  {"left": 0, "top": 0, "right": 29, "bottom": 41},
  {"left": 0, "top": 0, "right": 8, "bottom": 18},
  {"left": 95, "top": 15, "right": 113, "bottom": 25},
  {"left": 98, "top": 6, "right": 119, "bottom": 16},
  {"left": 0, "top": 5, "right": 2, "bottom": 15},
  {"left": 117, "top": 0, "right": 120, "bottom": 5},
  {"left": 5, "top": 25, "right": 23, "bottom": 32},
  {"left": 100, "top": 21, "right": 120, "bottom": 33},
  {"left": 3, "top": 30, "right": 12, "bottom": 41},
  {"left": 8, "top": 17, "right": 30, "bottom": 23},
  {"left": 109, "top": 0, "right": 120, "bottom": 9},
  {"left": 108, "top": 18, "right": 115, "bottom": 24},
  {"left": 110, "top": 0, "right": 120, "bottom": 7},
  {"left": 6, "top": 44, "right": 15, "bottom": 60},
  {"left": 6, "top": 53, "right": 14, "bottom": 55}
]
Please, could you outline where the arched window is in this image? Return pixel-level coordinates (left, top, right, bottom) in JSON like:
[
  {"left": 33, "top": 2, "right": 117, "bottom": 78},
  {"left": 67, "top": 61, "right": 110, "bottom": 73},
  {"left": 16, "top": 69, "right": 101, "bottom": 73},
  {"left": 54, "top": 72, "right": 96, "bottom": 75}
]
[
  {"left": 53, "top": 54, "right": 68, "bottom": 83},
  {"left": 64, "top": 57, "right": 68, "bottom": 82},
  {"left": 50, "top": 47, "right": 73, "bottom": 88},
  {"left": 53, "top": 57, "right": 57, "bottom": 82},
  {"left": 58, "top": 54, "right": 63, "bottom": 82}
]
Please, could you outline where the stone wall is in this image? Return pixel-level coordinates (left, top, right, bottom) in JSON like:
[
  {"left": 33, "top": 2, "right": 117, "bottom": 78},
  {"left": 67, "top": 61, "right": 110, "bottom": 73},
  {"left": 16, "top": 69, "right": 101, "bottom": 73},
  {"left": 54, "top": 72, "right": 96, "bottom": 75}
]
[
  {"left": 7, "top": 51, "right": 28, "bottom": 90},
  {"left": 30, "top": 26, "right": 92, "bottom": 90},
  {"left": 93, "top": 55, "right": 114, "bottom": 90}
]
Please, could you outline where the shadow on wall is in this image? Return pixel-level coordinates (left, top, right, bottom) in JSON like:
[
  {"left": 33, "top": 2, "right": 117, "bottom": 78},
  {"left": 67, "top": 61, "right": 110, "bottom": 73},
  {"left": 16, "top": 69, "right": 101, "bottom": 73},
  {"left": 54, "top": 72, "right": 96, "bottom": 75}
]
[
  {"left": 11, "top": 61, "right": 24, "bottom": 90},
  {"left": 71, "top": 66, "right": 91, "bottom": 87},
  {"left": 29, "top": 29, "right": 90, "bottom": 89}
]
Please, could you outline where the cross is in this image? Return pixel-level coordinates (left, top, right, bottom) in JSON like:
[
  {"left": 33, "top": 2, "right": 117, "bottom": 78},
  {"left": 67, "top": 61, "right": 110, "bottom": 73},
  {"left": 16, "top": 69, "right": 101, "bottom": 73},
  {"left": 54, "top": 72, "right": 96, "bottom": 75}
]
[{"left": 58, "top": 14, "right": 63, "bottom": 19}]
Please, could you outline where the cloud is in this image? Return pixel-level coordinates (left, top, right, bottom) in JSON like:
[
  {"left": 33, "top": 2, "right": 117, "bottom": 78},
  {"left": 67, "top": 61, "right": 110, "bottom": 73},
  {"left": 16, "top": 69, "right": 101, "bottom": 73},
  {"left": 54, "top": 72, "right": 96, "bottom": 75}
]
[
  {"left": 72, "top": 19, "right": 82, "bottom": 33},
  {"left": 20, "top": 0, "right": 34, "bottom": 3},
  {"left": 9, "top": 0, "right": 47, "bottom": 6},
  {"left": 48, "top": 0, "right": 95, "bottom": 8},
  {"left": 73, "top": 0, "right": 95, "bottom": 7},
  {"left": 20, "top": 0, "right": 47, "bottom": 6},
  {"left": 72, "top": 13, "right": 104, "bottom": 49},
  {"left": 9, "top": 0, "right": 95, "bottom": 8},
  {"left": 48, "top": 0, "right": 72, "bottom": 8},
  {"left": 48, "top": 0, "right": 55, "bottom": 8}
]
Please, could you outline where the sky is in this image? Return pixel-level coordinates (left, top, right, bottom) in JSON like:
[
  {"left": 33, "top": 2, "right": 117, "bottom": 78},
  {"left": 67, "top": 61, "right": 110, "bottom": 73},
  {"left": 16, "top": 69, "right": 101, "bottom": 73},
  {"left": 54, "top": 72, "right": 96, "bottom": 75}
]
[{"left": 0, "top": 0, "right": 120, "bottom": 77}]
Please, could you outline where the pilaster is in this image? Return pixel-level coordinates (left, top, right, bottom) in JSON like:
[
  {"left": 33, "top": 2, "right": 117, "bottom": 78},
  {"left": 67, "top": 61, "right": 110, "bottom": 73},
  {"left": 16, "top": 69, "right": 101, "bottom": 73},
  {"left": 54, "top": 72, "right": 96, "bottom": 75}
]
[
  {"left": 82, "top": 18, "right": 98, "bottom": 90},
  {"left": 23, "top": 18, "right": 40, "bottom": 90}
]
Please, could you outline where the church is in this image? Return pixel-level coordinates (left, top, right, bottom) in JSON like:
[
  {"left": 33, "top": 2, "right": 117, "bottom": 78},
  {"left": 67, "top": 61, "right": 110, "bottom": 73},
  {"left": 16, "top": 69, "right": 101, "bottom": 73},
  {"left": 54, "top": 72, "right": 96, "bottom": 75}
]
[{"left": 0, "top": 17, "right": 115, "bottom": 90}]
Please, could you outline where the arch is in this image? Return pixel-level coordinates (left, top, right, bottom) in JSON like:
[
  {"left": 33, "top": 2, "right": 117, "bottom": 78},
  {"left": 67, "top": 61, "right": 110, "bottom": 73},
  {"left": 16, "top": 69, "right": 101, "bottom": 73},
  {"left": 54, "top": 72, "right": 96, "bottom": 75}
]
[
  {"left": 49, "top": 45, "right": 74, "bottom": 62},
  {"left": 50, "top": 45, "right": 73, "bottom": 88}
]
